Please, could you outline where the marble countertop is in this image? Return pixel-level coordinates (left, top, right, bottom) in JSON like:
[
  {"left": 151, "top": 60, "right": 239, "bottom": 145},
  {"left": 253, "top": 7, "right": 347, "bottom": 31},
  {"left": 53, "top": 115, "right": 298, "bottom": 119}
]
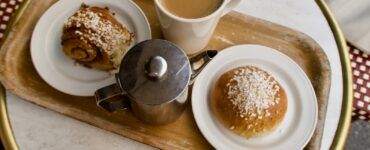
[
  {"left": 6, "top": 0, "right": 343, "bottom": 149},
  {"left": 326, "top": 0, "right": 370, "bottom": 53}
]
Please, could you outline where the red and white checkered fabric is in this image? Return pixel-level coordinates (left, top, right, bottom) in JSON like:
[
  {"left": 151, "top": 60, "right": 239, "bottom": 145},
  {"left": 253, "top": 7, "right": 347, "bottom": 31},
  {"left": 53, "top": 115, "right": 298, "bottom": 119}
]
[
  {"left": 0, "top": 0, "right": 22, "bottom": 41},
  {"left": 349, "top": 44, "right": 370, "bottom": 121},
  {"left": 0, "top": 0, "right": 368, "bottom": 121}
]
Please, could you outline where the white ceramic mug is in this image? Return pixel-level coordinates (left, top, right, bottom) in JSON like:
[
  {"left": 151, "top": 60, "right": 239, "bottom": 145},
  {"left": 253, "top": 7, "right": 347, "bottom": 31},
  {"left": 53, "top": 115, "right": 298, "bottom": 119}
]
[{"left": 154, "top": 0, "right": 242, "bottom": 55}]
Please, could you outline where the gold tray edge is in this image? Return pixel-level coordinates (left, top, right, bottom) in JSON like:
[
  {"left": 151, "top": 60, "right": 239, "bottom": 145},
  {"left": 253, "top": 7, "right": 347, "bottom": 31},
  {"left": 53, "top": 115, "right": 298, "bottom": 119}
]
[
  {"left": 0, "top": 85, "right": 18, "bottom": 150},
  {"left": 0, "top": 0, "right": 353, "bottom": 149},
  {"left": 316, "top": 0, "right": 353, "bottom": 150},
  {"left": 0, "top": 0, "right": 30, "bottom": 149}
]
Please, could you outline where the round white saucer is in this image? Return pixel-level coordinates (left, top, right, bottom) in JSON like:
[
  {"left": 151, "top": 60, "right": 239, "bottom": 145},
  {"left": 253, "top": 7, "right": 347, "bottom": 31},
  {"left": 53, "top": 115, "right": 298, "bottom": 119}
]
[
  {"left": 31, "top": 0, "right": 151, "bottom": 96},
  {"left": 192, "top": 44, "right": 318, "bottom": 149}
]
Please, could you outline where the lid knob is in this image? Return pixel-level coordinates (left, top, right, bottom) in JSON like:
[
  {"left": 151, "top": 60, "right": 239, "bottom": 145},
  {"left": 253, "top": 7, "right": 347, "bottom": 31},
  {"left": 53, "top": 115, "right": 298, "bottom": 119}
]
[{"left": 146, "top": 56, "right": 167, "bottom": 80}]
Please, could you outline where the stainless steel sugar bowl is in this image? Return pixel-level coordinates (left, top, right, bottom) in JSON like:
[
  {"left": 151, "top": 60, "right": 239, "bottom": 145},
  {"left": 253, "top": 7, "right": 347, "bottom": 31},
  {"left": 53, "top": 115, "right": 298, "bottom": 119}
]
[{"left": 95, "top": 39, "right": 217, "bottom": 125}]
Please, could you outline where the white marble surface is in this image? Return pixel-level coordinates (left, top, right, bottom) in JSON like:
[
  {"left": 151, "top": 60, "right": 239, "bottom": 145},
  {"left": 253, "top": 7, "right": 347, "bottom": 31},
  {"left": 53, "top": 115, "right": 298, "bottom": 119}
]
[
  {"left": 7, "top": 0, "right": 343, "bottom": 149},
  {"left": 7, "top": 93, "right": 155, "bottom": 150},
  {"left": 326, "top": 0, "right": 370, "bottom": 53}
]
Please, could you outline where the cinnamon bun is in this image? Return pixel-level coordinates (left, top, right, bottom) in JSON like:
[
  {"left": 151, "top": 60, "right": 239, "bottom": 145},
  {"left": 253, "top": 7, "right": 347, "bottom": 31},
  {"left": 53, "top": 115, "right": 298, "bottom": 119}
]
[{"left": 62, "top": 4, "right": 134, "bottom": 71}]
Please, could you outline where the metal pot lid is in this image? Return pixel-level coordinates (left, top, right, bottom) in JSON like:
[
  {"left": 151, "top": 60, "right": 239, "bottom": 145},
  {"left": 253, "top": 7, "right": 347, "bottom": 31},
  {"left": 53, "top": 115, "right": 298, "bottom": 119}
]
[{"left": 117, "top": 39, "right": 190, "bottom": 105}]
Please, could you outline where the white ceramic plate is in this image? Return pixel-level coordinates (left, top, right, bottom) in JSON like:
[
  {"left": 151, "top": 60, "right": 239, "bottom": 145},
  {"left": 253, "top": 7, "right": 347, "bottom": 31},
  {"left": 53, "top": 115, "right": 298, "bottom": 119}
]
[
  {"left": 31, "top": 0, "right": 151, "bottom": 96},
  {"left": 192, "top": 45, "right": 318, "bottom": 149}
]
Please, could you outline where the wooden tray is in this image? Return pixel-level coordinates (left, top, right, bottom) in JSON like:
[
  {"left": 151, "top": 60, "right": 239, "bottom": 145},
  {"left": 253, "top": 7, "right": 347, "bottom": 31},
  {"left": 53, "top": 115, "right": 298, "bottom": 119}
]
[{"left": 0, "top": 0, "right": 331, "bottom": 149}]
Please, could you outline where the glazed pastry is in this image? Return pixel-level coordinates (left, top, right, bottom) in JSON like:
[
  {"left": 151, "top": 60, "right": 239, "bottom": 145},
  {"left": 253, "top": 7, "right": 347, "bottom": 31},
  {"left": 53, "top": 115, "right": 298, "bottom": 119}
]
[
  {"left": 212, "top": 66, "right": 287, "bottom": 138},
  {"left": 62, "top": 4, "right": 134, "bottom": 70}
]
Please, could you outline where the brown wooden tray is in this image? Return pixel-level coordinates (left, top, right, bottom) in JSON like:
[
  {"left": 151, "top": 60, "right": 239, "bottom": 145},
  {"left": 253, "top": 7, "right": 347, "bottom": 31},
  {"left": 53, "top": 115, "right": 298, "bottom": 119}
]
[{"left": 0, "top": 0, "right": 331, "bottom": 149}]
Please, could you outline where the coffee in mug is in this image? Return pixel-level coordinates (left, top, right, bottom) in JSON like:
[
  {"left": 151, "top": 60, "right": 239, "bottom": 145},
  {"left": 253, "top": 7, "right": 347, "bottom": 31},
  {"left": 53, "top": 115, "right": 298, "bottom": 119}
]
[
  {"left": 155, "top": 0, "right": 241, "bottom": 55},
  {"left": 160, "top": 0, "right": 223, "bottom": 19}
]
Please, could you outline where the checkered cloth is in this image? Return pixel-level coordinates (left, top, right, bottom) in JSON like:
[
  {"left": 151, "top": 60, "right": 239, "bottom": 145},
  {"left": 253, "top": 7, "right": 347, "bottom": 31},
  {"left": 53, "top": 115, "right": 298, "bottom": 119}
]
[
  {"left": 0, "top": 0, "right": 368, "bottom": 121},
  {"left": 0, "top": 0, "right": 21, "bottom": 39},
  {"left": 350, "top": 44, "right": 370, "bottom": 121}
]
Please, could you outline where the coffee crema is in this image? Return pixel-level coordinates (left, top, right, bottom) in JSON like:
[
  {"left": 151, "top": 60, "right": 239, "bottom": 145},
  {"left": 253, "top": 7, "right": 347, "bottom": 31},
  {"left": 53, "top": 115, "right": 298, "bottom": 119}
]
[{"left": 160, "top": 0, "right": 223, "bottom": 19}]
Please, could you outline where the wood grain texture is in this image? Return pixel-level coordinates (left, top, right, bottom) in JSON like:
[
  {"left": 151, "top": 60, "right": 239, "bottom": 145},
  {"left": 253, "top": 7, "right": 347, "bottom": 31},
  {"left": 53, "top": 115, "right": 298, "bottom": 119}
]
[{"left": 0, "top": 0, "right": 330, "bottom": 149}]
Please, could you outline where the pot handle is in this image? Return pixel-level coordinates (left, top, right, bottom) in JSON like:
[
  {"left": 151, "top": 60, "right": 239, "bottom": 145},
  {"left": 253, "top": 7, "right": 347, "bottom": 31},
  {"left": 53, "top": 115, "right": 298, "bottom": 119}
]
[
  {"left": 189, "top": 50, "right": 218, "bottom": 84},
  {"left": 95, "top": 80, "right": 129, "bottom": 112}
]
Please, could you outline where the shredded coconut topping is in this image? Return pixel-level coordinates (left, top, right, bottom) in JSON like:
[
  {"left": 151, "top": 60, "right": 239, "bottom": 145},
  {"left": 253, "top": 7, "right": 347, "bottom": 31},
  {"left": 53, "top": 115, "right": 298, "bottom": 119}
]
[
  {"left": 64, "top": 6, "right": 133, "bottom": 67},
  {"left": 226, "top": 67, "right": 280, "bottom": 118}
]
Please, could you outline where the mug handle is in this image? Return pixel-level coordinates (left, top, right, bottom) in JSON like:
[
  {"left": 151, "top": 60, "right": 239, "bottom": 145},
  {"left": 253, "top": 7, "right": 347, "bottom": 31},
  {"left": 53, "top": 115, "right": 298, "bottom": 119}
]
[
  {"left": 95, "top": 82, "right": 129, "bottom": 112},
  {"left": 222, "top": 0, "right": 242, "bottom": 16}
]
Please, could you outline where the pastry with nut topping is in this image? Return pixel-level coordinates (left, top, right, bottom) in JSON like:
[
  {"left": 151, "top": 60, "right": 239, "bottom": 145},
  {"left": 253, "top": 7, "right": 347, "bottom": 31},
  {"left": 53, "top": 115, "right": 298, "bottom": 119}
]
[
  {"left": 211, "top": 66, "right": 287, "bottom": 138},
  {"left": 62, "top": 4, "right": 134, "bottom": 71}
]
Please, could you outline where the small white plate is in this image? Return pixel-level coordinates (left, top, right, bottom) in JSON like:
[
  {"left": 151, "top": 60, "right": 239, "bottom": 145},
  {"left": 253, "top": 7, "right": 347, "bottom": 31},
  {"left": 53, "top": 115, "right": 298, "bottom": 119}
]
[
  {"left": 192, "top": 45, "right": 318, "bottom": 149},
  {"left": 31, "top": 0, "right": 151, "bottom": 96}
]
